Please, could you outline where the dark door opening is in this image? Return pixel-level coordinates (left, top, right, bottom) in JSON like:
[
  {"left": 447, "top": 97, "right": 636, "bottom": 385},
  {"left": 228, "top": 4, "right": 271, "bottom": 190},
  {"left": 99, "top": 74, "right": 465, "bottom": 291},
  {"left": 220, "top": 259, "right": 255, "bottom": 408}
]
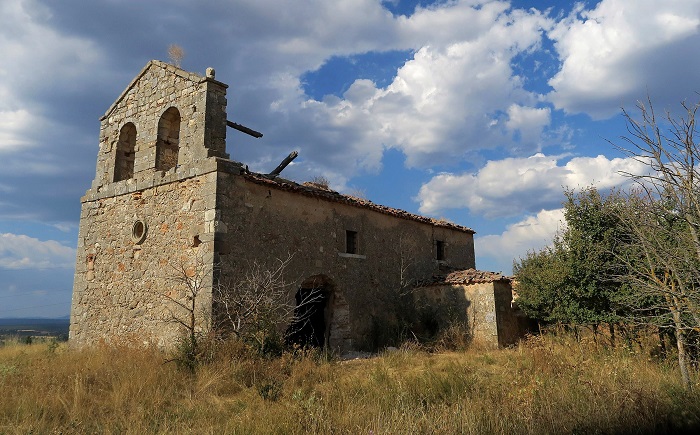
[{"left": 287, "top": 287, "right": 329, "bottom": 348}]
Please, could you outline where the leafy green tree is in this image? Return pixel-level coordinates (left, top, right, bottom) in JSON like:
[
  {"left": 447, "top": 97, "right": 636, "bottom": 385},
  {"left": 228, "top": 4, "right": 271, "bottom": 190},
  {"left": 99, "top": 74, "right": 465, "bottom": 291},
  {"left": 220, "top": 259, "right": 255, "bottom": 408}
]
[
  {"left": 614, "top": 191, "right": 697, "bottom": 388},
  {"left": 558, "top": 188, "right": 630, "bottom": 329},
  {"left": 514, "top": 187, "right": 631, "bottom": 335},
  {"left": 516, "top": 97, "right": 700, "bottom": 390},
  {"left": 513, "top": 244, "right": 568, "bottom": 324}
]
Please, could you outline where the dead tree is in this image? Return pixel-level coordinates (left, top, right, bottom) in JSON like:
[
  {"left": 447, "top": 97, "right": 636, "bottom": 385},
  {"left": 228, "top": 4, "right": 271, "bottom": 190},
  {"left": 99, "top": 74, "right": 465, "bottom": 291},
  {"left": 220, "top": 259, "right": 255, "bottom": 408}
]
[
  {"left": 163, "top": 255, "right": 212, "bottom": 370},
  {"left": 213, "top": 255, "right": 324, "bottom": 352},
  {"left": 167, "top": 44, "right": 185, "bottom": 67},
  {"left": 615, "top": 97, "right": 700, "bottom": 389}
]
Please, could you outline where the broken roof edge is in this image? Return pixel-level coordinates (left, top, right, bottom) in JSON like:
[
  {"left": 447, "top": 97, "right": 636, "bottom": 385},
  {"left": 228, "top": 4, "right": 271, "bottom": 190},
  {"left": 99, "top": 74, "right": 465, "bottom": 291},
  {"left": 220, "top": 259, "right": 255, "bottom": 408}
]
[
  {"left": 100, "top": 60, "right": 224, "bottom": 121},
  {"left": 216, "top": 159, "right": 475, "bottom": 234},
  {"left": 417, "top": 268, "right": 512, "bottom": 287}
]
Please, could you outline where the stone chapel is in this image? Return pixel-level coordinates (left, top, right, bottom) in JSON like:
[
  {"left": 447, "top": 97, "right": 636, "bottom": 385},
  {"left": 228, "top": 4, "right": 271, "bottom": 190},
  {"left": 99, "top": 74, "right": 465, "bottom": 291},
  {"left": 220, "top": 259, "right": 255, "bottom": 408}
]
[{"left": 69, "top": 60, "right": 525, "bottom": 352}]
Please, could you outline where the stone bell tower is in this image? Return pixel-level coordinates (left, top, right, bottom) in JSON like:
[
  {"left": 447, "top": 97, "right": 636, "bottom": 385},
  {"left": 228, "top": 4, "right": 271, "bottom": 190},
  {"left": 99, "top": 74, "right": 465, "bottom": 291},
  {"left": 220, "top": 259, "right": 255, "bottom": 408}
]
[{"left": 70, "top": 61, "right": 231, "bottom": 347}]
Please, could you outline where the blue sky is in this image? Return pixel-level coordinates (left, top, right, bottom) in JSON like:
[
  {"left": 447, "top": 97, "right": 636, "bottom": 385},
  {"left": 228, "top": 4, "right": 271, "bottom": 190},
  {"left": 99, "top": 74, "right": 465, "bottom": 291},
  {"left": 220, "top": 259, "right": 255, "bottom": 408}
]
[{"left": 2, "top": 0, "right": 700, "bottom": 317}]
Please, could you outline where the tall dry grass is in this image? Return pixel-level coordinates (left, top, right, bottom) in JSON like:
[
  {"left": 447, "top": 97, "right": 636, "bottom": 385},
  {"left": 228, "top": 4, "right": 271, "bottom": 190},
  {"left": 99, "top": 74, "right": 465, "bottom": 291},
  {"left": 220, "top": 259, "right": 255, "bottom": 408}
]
[{"left": 1, "top": 334, "right": 698, "bottom": 434}]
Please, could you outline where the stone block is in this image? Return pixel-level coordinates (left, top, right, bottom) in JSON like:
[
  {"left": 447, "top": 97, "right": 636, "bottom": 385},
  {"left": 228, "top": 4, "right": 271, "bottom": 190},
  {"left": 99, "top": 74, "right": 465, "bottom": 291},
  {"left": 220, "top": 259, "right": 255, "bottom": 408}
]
[{"left": 204, "top": 209, "right": 219, "bottom": 221}]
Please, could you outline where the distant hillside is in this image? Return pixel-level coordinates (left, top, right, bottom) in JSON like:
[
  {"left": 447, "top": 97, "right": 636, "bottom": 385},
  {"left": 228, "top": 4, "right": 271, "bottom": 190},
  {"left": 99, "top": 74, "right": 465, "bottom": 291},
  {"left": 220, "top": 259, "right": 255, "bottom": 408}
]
[{"left": 0, "top": 318, "right": 69, "bottom": 338}]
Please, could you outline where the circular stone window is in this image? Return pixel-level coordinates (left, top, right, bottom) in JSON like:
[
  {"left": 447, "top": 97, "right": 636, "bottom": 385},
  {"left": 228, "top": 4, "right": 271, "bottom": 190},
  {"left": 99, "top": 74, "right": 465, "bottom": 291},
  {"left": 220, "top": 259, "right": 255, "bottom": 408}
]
[{"left": 132, "top": 220, "right": 147, "bottom": 244}]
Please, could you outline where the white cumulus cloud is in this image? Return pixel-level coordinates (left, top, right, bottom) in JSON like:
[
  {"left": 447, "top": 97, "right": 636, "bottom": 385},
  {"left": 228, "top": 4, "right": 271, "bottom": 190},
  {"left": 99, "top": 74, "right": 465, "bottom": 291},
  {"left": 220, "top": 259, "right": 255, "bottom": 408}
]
[
  {"left": 547, "top": 0, "right": 700, "bottom": 118},
  {"left": 267, "top": 2, "right": 554, "bottom": 175},
  {"left": 476, "top": 208, "right": 565, "bottom": 274},
  {"left": 505, "top": 104, "right": 551, "bottom": 146},
  {"left": 416, "top": 153, "right": 648, "bottom": 217},
  {"left": 0, "top": 233, "right": 76, "bottom": 270}
]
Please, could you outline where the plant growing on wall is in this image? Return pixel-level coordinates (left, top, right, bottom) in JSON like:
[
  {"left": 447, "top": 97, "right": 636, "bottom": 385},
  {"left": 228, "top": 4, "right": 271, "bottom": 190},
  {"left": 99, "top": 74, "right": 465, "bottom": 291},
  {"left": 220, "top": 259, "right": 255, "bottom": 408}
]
[
  {"left": 307, "top": 176, "right": 330, "bottom": 189},
  {"left": 167, "top": 44, "right": 185, "bottom": 67}
]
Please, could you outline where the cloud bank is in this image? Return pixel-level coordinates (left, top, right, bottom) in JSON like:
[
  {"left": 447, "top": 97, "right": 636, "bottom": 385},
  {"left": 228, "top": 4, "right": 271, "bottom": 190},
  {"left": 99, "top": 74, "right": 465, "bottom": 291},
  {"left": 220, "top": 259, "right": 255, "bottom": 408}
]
[
  {"left": 416, "top": 153, "right": 648, "bottom": 217},
  {"left": 548, "top": 0, "right": 700, "bottom": 118},
  {"left": 475, "top": 208, "right": 565, "bottom": 274},
  {"left": 0, "top": 233, "right": 76, "bottom": 270}
]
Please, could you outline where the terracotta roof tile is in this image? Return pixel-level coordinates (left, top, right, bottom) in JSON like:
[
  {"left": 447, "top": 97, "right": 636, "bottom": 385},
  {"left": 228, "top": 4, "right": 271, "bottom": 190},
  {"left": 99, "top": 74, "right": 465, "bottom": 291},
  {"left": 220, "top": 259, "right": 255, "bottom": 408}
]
[{"left": 418, "top": 268, "right": 512, "bottom": 286}]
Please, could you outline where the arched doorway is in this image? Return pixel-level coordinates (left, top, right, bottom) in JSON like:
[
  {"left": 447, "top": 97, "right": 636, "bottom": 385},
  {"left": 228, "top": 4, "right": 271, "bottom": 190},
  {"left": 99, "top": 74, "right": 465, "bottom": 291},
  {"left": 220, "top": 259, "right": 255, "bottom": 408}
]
[{"left": 287, "top": 275, "right": 334, "bottom": 348}]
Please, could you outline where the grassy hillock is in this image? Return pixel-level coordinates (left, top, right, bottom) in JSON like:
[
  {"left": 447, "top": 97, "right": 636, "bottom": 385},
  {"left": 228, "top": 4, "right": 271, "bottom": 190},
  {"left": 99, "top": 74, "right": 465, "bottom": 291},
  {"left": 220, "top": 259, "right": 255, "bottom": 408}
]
[{"left": 1, "top": 334, "right": 699, "bottom": 434}]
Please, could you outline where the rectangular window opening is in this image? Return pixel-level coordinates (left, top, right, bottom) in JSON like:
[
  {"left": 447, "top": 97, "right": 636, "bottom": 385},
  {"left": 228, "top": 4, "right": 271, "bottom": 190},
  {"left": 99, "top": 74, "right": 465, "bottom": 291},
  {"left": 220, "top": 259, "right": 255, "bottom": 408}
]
[
  {"left": 346, "top": 230, "right": 358, "bottom": 254},
  {"left": 436, "top": 240, "right": 445, "bottom": 261}
]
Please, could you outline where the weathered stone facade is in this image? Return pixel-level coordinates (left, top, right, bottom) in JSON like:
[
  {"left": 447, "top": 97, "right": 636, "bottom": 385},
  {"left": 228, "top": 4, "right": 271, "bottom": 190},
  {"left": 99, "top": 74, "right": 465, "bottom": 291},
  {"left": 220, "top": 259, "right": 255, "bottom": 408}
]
[
  {"left": 414, "top": 269, "right": 530, "bottom": 348},
  {"left": 70, "top": 61, "right": 524, "bottom": 353},
  {"left": 214, "top": 170, "right": 475, "bottom": 350}
]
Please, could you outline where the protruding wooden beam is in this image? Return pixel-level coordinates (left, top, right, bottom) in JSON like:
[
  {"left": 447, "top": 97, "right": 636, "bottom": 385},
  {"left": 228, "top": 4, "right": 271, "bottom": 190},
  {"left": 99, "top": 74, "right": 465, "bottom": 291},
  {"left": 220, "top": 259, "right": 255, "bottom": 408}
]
[
  {"left": 226, "top": 120, "right": 263, "bottom": 138},
  {"left": 268, "top": 151, "right": 299, "bottom": 177}
]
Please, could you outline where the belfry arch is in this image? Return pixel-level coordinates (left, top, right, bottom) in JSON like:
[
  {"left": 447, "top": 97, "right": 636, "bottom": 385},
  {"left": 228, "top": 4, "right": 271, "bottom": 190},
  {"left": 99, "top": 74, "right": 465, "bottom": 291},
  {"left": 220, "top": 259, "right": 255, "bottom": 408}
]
[
  {"left": 155, "top": 107, "right": 181, "bottom": 172},
  {"left": 114, "top": 123, "right": 136, "bottom": 182}
]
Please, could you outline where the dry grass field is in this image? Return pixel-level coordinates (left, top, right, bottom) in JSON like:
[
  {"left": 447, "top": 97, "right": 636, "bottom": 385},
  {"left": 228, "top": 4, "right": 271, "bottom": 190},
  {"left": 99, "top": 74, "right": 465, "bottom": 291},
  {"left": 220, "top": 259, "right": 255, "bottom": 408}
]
[{"left": 1, "top": 334, "right": 699, "bottom": 434}]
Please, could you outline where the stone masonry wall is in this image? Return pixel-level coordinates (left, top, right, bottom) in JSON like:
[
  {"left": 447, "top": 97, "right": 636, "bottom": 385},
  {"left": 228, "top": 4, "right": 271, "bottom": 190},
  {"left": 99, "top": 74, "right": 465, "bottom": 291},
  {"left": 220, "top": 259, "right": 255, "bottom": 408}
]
[
  {"left": 414, "top": 281, "right": 519, "bottom": 349},
  {"left": 464, "top": 282, "right": 500, "bottom": 347},
  {"left": 70, "top": 168, "right": 218, "bottom": 348},
  {"left": 493, "top": 281, "right": 531, "bottom": 347},
  {"left": 70, "top": 61, "right": 230, "bottom": 348},
  {"left": 214, "top": 170, "right": 476, "bottom": 353}
]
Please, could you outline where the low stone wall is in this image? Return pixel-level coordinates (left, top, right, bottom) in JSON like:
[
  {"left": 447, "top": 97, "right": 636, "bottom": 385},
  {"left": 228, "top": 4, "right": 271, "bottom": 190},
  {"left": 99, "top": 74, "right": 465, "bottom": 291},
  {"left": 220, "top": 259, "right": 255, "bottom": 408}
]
[{"left": 414, "top": 280, "right": 528, "bottom": 348}]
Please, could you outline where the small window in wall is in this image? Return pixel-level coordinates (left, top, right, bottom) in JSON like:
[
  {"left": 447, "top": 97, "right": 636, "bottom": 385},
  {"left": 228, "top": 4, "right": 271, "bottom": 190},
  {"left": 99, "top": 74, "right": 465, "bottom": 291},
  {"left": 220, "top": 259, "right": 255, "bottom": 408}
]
[
  {"left": 436, "top": 240, "right": 445, "bottom": 261},
  {"left": 346, "top": 230, "right": 358, "bottom": 254},
  {"left": 155, "top": 107, "right": 181, "bottom": 172},
  {"left": 132, "top": 220, "right": 147, "bottom": 244},
  {"left": 114, "top": 123, "right": 136, "bottom": 182}
]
